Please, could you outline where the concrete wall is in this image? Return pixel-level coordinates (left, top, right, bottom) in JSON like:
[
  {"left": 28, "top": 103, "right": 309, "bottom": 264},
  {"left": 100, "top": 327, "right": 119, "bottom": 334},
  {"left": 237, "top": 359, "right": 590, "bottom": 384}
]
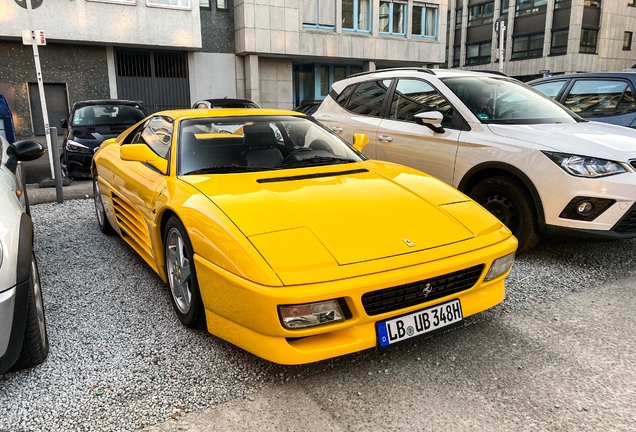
[
  {"left": 234, "top": 0, "right": 446, "bottom": 64},
  {"left": 188, "top": 52, "right": 238, "bottom": 102},
  {"left": 0, "top": 0, "right": 202, "bottom": 48},
  {"left": 0, "top": 41, "right": 109, "bottom": 136},
  {"left": 258, "top": 57, "right": 292, "bottom": 109}
]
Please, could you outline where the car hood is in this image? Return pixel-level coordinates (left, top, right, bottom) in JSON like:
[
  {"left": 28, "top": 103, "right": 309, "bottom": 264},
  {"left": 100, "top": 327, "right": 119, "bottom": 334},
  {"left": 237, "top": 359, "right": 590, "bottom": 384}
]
[
  {"left": 488, "top": 121, "right": 636, "bottom": 160},
  {"left": 182, "top": 165, "right": 485, "bottom": 268}
]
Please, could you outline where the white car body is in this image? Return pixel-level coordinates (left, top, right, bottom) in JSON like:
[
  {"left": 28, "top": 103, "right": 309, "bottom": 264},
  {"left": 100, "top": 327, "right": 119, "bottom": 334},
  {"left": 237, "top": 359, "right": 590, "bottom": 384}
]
[{"left": 315, "top": 68, "right": 636, "bottom": 250}]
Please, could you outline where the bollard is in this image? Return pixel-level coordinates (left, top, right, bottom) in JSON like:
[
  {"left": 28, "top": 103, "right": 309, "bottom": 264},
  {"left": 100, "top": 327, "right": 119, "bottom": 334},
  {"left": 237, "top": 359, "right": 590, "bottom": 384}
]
[{"left": 48, "top": 127, "right": 64, "bottom": 204}]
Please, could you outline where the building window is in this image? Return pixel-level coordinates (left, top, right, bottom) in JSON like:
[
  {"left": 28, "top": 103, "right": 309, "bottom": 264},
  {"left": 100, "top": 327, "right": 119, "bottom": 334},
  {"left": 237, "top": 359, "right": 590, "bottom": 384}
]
[
  {"left": 468, "top": 2, "right": 494, "bottom": 27},
  {"left": 630, "top": 0, "right": 636, "bottom": 7},
  {"left": 199, "top": 0, "right": 209, "bottom": 7},
  {"left": 453, "top": 46, "right": 460, "bottom": 67},
  {"left": 466, "top": 42, "right": 492, "bottom": 65},
  {"left": 624, "top": 32, "right": 633, "bottom": 50},
  {"left": 512, "top": 33, "right": 544, "bottom": 59},
  {"left": 516, "top": 0, "right": 547, "bottom": 16},
  {"left": 304, "top": 0, "right": 337, "bottom": 29},
  {"left": 342, "top": 0, "right": 371, "bottom": 31},
  {"left": 216, "top": 0, "right": 227, "bottom": 9},
  {"left": 501, "top": 0, "right": 510, "bottom": 13},
  {"left": 555, "top": 0, "right": 571, "bottom": 8},
  {"left": 455, "top": 9, "right": 462, "bottom": 29},
  {"left": 580, "top": 28, "right": 598, "bottom": 53},
  {"left": 147, "top": 0, "right": 189, "bottom": 8},
  {"left": 550, "top": 29, "right": 568, "bottom": 55},
  {"left": 412, "top": 4, "right": 438, "bottom": 37},
  {"left": 379, "top": 1, "right": 407, "bottom": 35},
  {"left": 584, "top": 0, "right": 600, "bottom": 6}
]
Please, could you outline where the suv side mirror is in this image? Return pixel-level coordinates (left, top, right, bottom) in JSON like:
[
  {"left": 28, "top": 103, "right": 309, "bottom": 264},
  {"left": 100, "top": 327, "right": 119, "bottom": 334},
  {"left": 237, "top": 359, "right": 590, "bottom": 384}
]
[
  {"left": 5, "top": 140, "right": 45, "bottom": 173},
  {"left": 120, "top": 143, "right": 167, "bottom": 174},
  {"left": 415, "top": 111, "right": 445, "bottom": 133},
  {"left": 352, "top": 133, "right": 369, "bottom": 153},
  {"left": 61, "top": 119, "right": 68, "bottom": 129}
]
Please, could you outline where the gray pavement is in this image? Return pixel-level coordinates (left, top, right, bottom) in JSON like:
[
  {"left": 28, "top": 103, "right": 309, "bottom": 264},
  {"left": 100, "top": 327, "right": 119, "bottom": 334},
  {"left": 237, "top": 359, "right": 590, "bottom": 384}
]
[
  {"left": 26, "top": 179, "right": 93, "bottom": 204},
  {"left": 146, "top": 278, "right": 636, "bottom": 431}
]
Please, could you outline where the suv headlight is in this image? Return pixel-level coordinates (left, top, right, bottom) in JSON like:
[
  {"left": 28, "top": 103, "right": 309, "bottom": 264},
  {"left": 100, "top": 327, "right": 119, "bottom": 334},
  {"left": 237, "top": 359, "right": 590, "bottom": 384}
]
[
  {"left": 67, "top": 140, "right": 92, "bottom": 154},
  {"left": 543, "top": 152, "right": 626, "bottom": 178}
]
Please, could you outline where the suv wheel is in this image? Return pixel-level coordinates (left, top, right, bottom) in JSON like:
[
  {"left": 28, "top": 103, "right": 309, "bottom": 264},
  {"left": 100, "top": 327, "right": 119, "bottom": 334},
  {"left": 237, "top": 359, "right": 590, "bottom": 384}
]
[{"left": 469, "top": 176, "right": 540, "bottom": 252}]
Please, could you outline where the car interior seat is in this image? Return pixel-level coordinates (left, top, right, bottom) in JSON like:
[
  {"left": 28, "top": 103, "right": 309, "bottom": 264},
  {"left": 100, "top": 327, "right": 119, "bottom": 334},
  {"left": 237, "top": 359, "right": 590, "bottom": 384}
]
[{"left": 242, "top": 123, "right": 284, "bottom": 167}]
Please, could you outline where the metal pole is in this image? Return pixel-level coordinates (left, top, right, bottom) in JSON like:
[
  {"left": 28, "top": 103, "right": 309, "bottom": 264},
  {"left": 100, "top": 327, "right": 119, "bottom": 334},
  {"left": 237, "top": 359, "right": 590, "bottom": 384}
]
[
  {"left": 25, "top": 0, "right": 55, "bottom": 179},
  {"left": 499, "top": 22, "right": 506, "bottom": 74},
  {"left": 48, "top": 127, "right": 63, "bottom": 203}
]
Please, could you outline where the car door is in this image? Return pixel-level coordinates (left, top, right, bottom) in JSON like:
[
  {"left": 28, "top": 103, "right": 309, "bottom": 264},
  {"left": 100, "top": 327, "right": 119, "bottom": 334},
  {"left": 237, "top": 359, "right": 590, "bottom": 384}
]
[
  {"left": 374, "top": 78, "right": 464, "bottom": 185},
  {"left": 314, "top": 79, "right": 393, "bottom": 159},
  {"left": 112, "top": 116, "right": 172, "bottom": 224}
]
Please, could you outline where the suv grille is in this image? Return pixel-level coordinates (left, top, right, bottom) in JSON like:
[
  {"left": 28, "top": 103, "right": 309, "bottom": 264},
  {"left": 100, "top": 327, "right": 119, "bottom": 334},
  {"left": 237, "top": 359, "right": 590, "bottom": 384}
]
[
  {"left": 613, "top": 205, "right": 636, "bottom": 233},
  {"left": 361, "top": 265, "right": 485, "bottom": 316}
]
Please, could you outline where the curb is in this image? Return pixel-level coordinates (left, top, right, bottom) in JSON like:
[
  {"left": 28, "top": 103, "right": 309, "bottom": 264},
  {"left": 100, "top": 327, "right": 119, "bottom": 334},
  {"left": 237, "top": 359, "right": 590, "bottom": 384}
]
[{"left": 27, "top": 180, "right": 93, "bottom": 205}]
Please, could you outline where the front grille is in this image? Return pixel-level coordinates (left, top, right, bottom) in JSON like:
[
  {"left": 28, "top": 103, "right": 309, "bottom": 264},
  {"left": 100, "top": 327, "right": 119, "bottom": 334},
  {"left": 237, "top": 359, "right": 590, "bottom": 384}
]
[
  {"left": 613, "top": 205, "right": 636, "bottom": 233},
  {"left": 361, "top": 264, "right": 485, "bottom": 316}
]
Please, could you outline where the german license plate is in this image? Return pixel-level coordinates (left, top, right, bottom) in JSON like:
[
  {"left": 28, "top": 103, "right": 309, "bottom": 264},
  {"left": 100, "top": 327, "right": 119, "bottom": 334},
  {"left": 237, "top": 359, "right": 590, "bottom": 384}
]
[{"left": 376, "top": 299, "right": 463, "bottom": 348}]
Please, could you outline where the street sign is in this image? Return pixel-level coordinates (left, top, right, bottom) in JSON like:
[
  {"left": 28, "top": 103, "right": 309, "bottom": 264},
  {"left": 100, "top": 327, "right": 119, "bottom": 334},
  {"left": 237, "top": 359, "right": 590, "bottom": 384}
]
[
  {"left": 539, "top": 69, "right": 550, "bottom": 74},
  {"left": 494, "top": 17, "right": 506, "bottom": 39},
  {"left": 14, "top": 0, "right": 43, "bottom": 9},
  {"left": 22, "top": 30, "right": 46, "bottom": 45}
]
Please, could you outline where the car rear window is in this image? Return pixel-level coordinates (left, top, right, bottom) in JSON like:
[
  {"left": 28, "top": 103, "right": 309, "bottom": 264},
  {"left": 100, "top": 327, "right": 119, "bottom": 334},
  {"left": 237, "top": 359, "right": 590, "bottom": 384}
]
[
  {"left": 564, "top": 80, "right": 636, "bottom": 116},
  {"left": 345, "top": 80, "right": 392, "bottom": 117},
  {"left": 72, "top": 105, "right": 145, "bottom": 127}
]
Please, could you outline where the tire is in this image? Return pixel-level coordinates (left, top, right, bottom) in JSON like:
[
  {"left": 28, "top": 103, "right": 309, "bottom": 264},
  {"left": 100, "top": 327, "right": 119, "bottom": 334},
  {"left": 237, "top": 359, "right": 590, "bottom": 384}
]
[
  {"left": 469, "top": 176, "right": 541, "bottom": 252},
  {"left": 60, "top": 154, "right": 70, "bottom": 180},
  {"left": 10, "top": 252, "right": 49, "bottom": 372},
  {"left": 93, "top": 176, "right": 114, "bottom": 235},
  {"left": 163, "top": 216, "right": 206, "bottom": 329}
]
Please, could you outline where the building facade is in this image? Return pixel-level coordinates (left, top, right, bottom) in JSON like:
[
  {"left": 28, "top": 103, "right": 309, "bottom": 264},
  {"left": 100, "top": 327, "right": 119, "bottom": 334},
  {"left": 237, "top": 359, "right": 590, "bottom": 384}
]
[
  {"left": 234, "top": 0, "right": 447, "bottom": 108},
  {"left": 447, "top": 0, "right": 636, "bottom": 81}
]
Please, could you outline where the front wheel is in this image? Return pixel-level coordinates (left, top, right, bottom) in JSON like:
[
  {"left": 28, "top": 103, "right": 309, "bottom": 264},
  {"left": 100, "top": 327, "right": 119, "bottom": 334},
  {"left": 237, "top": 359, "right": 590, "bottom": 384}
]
[
  {"left": 164, "top": 216, "right": 206, "bottom": 329},
  {"left": 93, "top": 176, "right": 114, "bottom": 235},
  {"left": 469, "top": 176, "right": 540, "bottom": 252},
  {"left": 10, "top": 252, "right": 49, "bottom": 372}
]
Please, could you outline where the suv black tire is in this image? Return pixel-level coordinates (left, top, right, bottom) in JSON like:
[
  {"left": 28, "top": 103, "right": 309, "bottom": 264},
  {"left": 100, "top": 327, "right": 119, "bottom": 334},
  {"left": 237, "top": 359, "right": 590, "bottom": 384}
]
[{"left": 469, "top": 176, "right": 540, "bottom": 252}]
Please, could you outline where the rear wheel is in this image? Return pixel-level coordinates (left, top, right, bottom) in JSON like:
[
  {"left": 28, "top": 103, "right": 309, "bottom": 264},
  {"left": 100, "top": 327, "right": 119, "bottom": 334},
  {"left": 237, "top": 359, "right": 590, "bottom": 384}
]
[
  {"left": 93, "top": 176, "right": 114, "bottom": 235},
  {"left": 164, "top": 216, "right": 206, "bottom": 328},
  {"left": 469, "top": 176, "right": 540, "bottom": 252},
  {"left": 10, "top": 252, "right": 49, "bottom": 372}
]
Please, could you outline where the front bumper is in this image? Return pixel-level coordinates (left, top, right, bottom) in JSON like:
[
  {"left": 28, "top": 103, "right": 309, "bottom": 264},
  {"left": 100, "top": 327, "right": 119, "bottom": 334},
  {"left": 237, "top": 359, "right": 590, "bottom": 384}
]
[
  {"left": 65, "top": 151, "right": 93, "bottom": 178},
  {"left": 542, "top": 202, "right": 636, "bottom": 239},
  {"left": 195, "top": 236, "right": 517, "bottom": 365}
]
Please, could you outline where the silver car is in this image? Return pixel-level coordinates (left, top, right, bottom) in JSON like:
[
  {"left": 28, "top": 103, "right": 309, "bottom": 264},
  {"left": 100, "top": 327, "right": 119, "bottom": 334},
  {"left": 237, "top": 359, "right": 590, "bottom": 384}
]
[{"left": 0, "top": 136, "right": 48, "bottom": 374}]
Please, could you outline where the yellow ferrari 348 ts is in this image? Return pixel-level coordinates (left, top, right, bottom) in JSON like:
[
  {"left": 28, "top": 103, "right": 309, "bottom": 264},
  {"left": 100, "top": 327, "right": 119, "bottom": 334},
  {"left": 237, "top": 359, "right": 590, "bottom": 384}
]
[{"left": 92, "top": 108, "right": 517, "bottom": 365}]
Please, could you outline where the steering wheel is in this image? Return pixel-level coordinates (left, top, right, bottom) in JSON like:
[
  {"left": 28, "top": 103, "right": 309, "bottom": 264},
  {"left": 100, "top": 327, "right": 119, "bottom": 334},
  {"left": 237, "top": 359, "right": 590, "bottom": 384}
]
[
  {"left": 281, "top": 147, "right": 314, "bottom": 164},
  {"left": 308, "top": 139, "right": 333, "bottom": 153},
  {"left": 497, "top": 109, "right": 517, "bottom": 119}
]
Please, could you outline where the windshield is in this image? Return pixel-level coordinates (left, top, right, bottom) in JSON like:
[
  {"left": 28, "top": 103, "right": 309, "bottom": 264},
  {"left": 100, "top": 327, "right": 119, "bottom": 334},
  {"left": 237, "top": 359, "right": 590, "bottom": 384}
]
[
  {"left": 72, "top": 104, "right": 145, "bottom": 127},
  {"left": 178, "top": 116, "right": 364, "bottom": 175},
  {"left": 441, "top": 76, "right": 582, "bottom": 124}
]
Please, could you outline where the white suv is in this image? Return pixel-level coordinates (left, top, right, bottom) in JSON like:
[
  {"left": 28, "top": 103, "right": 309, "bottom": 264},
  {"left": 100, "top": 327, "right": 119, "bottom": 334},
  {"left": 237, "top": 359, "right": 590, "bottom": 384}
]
[{"left": 314, "top": 68, "right": 636, "bottom": 251}]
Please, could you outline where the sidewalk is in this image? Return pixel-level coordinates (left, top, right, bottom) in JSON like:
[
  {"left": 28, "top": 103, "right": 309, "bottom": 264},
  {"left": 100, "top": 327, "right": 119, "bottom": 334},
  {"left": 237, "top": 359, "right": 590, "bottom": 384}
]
[{"left": 27, "top": 180, "right": 93, "bottom": 205}]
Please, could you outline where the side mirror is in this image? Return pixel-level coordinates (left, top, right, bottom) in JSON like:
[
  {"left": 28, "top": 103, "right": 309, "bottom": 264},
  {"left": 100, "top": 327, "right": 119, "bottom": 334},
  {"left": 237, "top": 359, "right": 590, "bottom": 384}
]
[
  {"left": 5, "top": 140, "right": 45, "bottom": 173},
  {"left": 352, "top": 133, "right": 369, "bottom": 153},
  {"left": 415, "top": 111, "right": 445, "bottom": 133},
  {"left": 120, "top": 144, "right": 168, "bottom": 174},
  {"left": 61, "top": 119, "right": 68, "bottom": 129}
]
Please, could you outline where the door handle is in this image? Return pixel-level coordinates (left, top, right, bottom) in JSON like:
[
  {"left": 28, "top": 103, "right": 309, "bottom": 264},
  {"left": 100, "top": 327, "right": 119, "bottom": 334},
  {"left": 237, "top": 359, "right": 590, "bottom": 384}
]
[
  {"left": 378, "top": 135, "right": 393, "bottom": 142},
  {"left": 331, "top": 126, "right": 343, "bottom": 133}
]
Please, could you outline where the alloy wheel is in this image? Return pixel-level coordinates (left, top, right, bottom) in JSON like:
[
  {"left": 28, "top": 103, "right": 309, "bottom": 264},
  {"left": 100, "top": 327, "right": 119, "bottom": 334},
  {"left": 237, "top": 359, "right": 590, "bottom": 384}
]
[{"left": 165, "top": 228, "right": 192, "bottom": 315}]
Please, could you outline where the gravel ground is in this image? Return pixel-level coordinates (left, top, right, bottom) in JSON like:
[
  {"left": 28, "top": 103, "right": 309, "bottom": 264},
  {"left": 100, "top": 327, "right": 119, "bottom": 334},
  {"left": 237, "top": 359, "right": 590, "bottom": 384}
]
[{"left": 1, "top": 199, "right": 636, "bottom": 431}]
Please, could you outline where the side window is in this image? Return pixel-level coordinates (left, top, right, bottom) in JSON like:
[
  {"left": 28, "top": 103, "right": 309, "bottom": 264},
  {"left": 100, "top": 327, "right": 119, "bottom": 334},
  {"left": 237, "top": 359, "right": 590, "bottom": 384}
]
[
  {"left": 617, "top": 86, "right": 636, "bottom": 112},
  {"left": 122, "top": 120, "right": 149, "bottom": 145},
  {"left": 389, "top": 79, "right": 455, "bottom": 127},
  {"left": 564, "top": 80, "right": 630, "bottom": 115},
  {"left": 345, "top": 80, "right": 392, "bottom": 117},
  {"left": 532, "top": 80, "right": 567, "bottom": 99},
  {"left": 134, "top": 116, "right": 174, "bottom": 159},
  {"left": 335, "top": 84, "right": 356, "bottom": 108}
]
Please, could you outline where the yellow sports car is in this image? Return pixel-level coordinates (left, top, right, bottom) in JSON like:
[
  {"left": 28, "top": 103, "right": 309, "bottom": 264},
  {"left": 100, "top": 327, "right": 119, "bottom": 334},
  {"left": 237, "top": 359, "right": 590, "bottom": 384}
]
[{"left": 92, "top": 109, "right": 517, "bottom": 365}]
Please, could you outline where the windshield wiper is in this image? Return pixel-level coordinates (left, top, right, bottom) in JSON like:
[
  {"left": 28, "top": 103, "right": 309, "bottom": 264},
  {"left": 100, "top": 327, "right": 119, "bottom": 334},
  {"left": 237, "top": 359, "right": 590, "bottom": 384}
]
[
  {"left": 184, "top": 165, "right": 280, "bottom": 175},
  {"left": 279, "top": 156, "right": 356, "bottom": 167}
]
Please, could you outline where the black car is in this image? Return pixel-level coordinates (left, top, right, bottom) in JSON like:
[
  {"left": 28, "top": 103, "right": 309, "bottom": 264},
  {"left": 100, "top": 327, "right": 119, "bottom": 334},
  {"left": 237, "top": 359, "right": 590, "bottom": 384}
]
[
  {"left": 292, "top": 100, "right": 322, "bottom": 117},
  {"left": 61, "top": 100, "right": 147, "bottom": 179},
  {"left": 529, "top": 71, "right": 636, "bottom": 128},
  {"left": 192, "top": 98, "right": 260, "bottom": 109}
]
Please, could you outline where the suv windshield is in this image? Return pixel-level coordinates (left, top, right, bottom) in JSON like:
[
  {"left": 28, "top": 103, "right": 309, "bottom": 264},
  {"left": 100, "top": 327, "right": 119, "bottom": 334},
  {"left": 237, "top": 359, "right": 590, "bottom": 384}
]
[
  {"left": 442, "top": 77, "right": 582, "bottom": 124},
  {"left": 178, "top": 116, "right": 364, "bottom": 175},
  {"left": 72, "top": 104, "right": 145, "bottom": 127}
]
